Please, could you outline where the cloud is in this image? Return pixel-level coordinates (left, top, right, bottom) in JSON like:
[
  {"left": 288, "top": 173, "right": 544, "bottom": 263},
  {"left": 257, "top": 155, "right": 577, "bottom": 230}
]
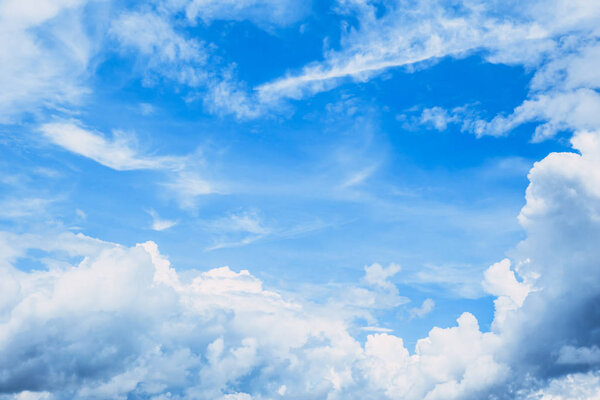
[
  {"left": 363, "top": 262, "right": 401, "bottom": 290},
  {"left": 40, "top": 120, "right": 217, "bottom": 209},
  {"left": 470, "top": 89, "right": 600, "bottom": 140},
  {"left": 404, "top": 263, "right": 487, "bottom": 299},
  {"left": 492, "top": 129, "right": 600, "bottom": 384},
  {"left": 3, "top": 1, "right": 600, "bottom": 399},
  {"left": 409, "top": 298, "right": 435, "bottom": 319},
  {"left": 0, "top": 0, "right": 96, "bottom": 122},
  {"left": 255, "top": 0, "right": 558, "bottom": 102},
  {"left": 419, "top": 107, "right": 458, "bottom": 131},
  {"left": 111, "top": 10, "right": 208, "bottom": 87},
  {"left": 204, "top": 210, "right": 270, "bottom": 250},
  {"left": 0, "top": 231, "right": 511, "bottom": 399},
  {"left": 163, "top": 171, "right": 216, "bottom": 210},
  {"left": 482, "top": 259, "right": 530, "bottom": 329},
  {"left": 0, "top": 197, "right": 56, "bottom": 220},
  {"left": 4, "top": 121, "right": 600, "bottom": 400},
  {"left": 180, "top": 0, "right": 308, "bottom": 27},
  {"left": 557, "top": 346, "right": 600, "bottom": 366},
  {"left": 340, "top": 164, "right": 378, "bottom": 188},
  {"left": 253, "top": 0, "right": 600, "bottom": 143},
  {"left": 147, "top": 209, "right": 177, "bottom": 231},
  {"left": 521, "top": 371, "right": 600, "bottom": 400},
  {"left": 40, "top": 120, "right": 183, "bottom": 171},
  {"left": 202, "top": 70, "right": 267, "bottom": 119},
  {"left": 109, "top": 6, "right": 292, "bottom": 119}
]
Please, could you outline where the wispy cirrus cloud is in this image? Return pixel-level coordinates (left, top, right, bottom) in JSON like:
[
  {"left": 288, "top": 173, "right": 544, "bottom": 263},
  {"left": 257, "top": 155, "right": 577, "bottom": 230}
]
[
  {"left": 254, "top": 0, "right": 600, "bottom": 144},
  {"left": 147, "top": 209, "right": 177, "bottom": 231},
  {"left": 40, "top": 120, "right": 217, "bottom": 209},
  {"left": 40, "top": 120, "right": 184, "bottom": 171},
  {"left": 0, "top": 0, "right": 98, "bottom": 122}
]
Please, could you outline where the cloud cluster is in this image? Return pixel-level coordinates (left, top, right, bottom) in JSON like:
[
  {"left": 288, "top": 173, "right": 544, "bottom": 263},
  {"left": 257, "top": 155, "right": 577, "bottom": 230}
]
[
  {"left": 3, "top": 123, "right": 600, "bottom": 399},
  {"left": 109, "top": 0, "right": 307, "bottom": 119},
  {"left": 256, "top": 0, "right": 600, "bottom": 142},
  {"left": 0, "top": 232, "right": 497, "bottom": 399}
]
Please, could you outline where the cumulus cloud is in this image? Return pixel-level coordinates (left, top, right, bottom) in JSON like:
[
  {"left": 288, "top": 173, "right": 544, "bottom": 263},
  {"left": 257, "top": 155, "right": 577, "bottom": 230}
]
[
  {"left": 4, "top": 122, "right": 600, "bottom": 398},
  {"left": 0, "top": 231, "right": 497, "bottom": 399},
  {"left": 521, "top": 371, "right": 600, "bottom": 400},
  {"left": 482, "top": 258, "right": 530, "bottom": 329}
]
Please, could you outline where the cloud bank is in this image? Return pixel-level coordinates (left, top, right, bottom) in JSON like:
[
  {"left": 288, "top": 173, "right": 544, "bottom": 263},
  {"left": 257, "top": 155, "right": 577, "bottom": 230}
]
[{"left": 3, "top": 124, "right": 600, "bottom": 398}]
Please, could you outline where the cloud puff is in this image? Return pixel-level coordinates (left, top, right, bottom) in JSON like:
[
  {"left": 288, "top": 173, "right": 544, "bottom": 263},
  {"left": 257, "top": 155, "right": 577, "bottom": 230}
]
[{"left": 409, "top": 298, "right": 435, "bottom": 319}]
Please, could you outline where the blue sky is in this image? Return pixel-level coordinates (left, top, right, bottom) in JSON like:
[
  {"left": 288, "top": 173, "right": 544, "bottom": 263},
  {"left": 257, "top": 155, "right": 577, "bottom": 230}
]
[{"left": 1, "top": 1, "right": 600, "bottom": 399}]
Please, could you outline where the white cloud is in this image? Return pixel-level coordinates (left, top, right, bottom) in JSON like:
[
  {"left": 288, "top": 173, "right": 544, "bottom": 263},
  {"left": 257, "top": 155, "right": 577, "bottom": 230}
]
[
  {"left": 256, "top": 0, "right": 559, "bottom": 102},
  {"left": 521, "top": 371, "right": 600, "bottom": 400},
  {"left": 147, "top": 209, "right": 177, "bottom": 231},
  {"left": 420, "top": 107, "right": 458, "bottom": 131},
  {"left": 0, "top": 231, "right": 507, "bottom": 399},
  {"left": 404, "top": 263, "right": 487, "bottom": 299},
  {"left": 470, "top": 89, "right": 600, "bottom": 140},
  {"left": 340, "top": 164, "right": 378, "bottom": 188},
  {"left": 203, "top": 71, "right": 267, "bottom": 119},
  {"left": 0, "top": 0, "right": 96, "bottom": 122},
  {"left": 40, "top": 120, "right": 217, "bottom": 209},
  {"left": 180, "top": 0, "right": 308, "bottom": 27},
  {"left": 0, "top": 197, "right": 55, "bottom": 219},
  {"left": 361, "top": 326, "right": 394, "bottom": 333},
  {"left": 40, "top": 120, "right": 183, "bottom": 171},
  {"left": 163, "top": 170, "right": 215, "bottom": 209},
  {"left": 483, "top": 259, "right": 530, "bottom": 329},
  {"left": 409, "top": 298, "right": 435, "bottom": 319},
  {"left": 204, "top": 210, "right": 270, "bottom": 250},
  {"left": 111, "top": 10, "right": 208, "bottom": 87},
  {"left": 3, "top": 1, "right": 600, "bottom": 398},
  {"left": 252, "top": 0, "right": 600, "bottom": 143},
  {"left": 4, "top": 126, "right": 600, "bottom": 400},
  {"left": 363, "top": 262, "right": 401, "bottom": 290},
  {"left": 109, "top": 6, "right": 292, "bottom": 119}
]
